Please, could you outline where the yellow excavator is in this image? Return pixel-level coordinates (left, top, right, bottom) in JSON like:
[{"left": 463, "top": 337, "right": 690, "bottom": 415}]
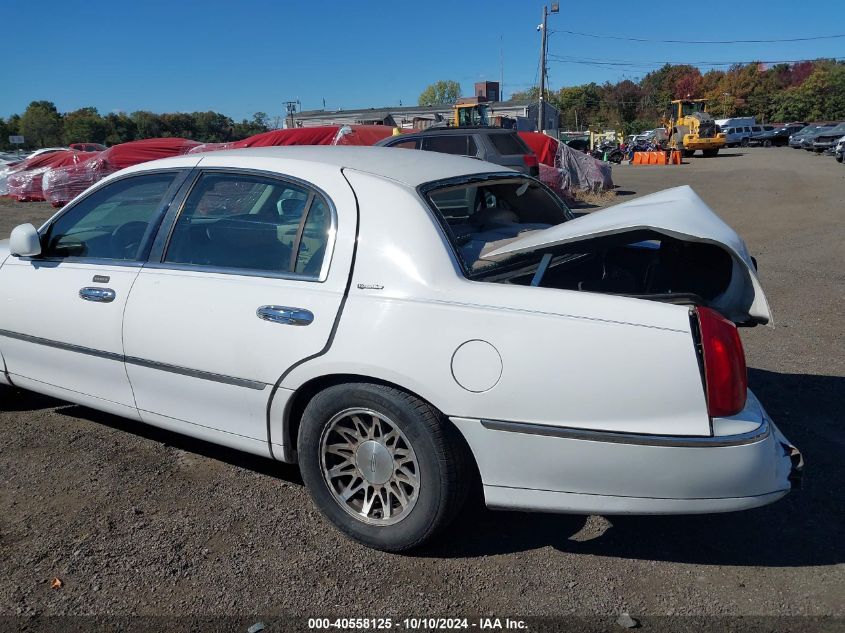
[
  {"left": 453, "top": 102, "right": 490, "bottom": 127},
  {"left": 664, "top": 99, "right": 726, "bottom": 157}
]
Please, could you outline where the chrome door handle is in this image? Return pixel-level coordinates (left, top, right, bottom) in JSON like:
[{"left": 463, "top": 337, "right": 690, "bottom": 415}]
[
  {"left": 79, "top": 287, "right": 116, "bottom": 303},
  {"left": 256, "top": 305, "right": 313, "bottom": 326}
]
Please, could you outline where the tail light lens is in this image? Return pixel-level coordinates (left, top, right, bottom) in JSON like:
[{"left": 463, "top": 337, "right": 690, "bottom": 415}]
[
  {"left": 696, "top": 307, "right": 747, "bottom": 417},
  {"left": 522, "top": 153, "right": 538, "bottom": 167}
]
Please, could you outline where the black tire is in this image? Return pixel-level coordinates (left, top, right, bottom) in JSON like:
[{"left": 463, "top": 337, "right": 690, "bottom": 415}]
[
  {"left": 763, "top": 139, "right": 772, "bottom": 147},
  {"left": 740, "top": 137, "right": 750, "bottom": 147},
  {"left": 298, "top": 383, "right": 470, "bottom": 552},
  {"left": 682, "top": 149, "right": 695, "bottom": 158},
  {"left": 0, "top": 383, "right": 12, "bottom": 406},
  {"left": 702, "top": 149, "right": 719, "bottom": 157},
  {"left": 836, "top": 154, "right": 843, "bottom": 163}
]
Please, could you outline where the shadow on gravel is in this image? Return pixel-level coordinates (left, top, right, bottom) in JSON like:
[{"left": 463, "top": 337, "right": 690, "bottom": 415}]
[
  {"left": 425, "top": 368, "right": 844, "bottom": 568},
  {"left": 1, "top": 391, "right": 304, "bottom": 485},
  {"left": 4, "top": 369, "right": 841, "bottom": 567}
]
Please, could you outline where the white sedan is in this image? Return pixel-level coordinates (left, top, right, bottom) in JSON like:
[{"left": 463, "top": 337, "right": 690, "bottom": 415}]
[{"left": 0, "top": 147, "right": 801, "bottom": 551}]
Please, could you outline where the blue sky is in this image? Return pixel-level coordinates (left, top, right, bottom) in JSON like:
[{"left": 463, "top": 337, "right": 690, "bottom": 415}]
[{"left": 2, "top": 0, "right": 843, "bottom": 121}]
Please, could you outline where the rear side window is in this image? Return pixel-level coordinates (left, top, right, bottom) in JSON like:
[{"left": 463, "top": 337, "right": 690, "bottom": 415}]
[
  {"left": 488, "top": 133, "right": 530, "bottom": 156},
  {"left": 423, "top": 135, "right": 477, "bottom": 156},
  {"left": 42, "top": 172, "right": 177, "bottom": 260},
  {"left": 164, "top": 173, "right": 331, "bottom": 277},
  {"left": 387, "top": 139, "right": 420, "bottom": 150}
]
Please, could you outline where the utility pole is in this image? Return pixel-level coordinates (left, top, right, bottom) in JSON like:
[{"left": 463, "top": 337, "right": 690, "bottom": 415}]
[
  {"left": 500, "top": 34, "right": 504, "bottom": 102},
  {"left": 537, "top": 3, "right": 558, "bottom": 133},
  {"left": 283, "top": 100, "right": 301, "bottom": 129}
]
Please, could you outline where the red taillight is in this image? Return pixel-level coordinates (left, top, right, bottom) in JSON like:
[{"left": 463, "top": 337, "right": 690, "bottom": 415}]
[
  {"left": 522, "top": 153, "right": 538, "bottom": 167},
  {"left": 696, "top": 307, "right": 747, "bottom": 417}
]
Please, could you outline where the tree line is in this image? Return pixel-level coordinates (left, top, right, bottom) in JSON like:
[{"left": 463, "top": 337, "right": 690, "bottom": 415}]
[
  {"left": 0, "top": 102, "right": 272, "bottom": 151},
  {"left": 510, "top": 59, "right": 845, "bottom": 134}
]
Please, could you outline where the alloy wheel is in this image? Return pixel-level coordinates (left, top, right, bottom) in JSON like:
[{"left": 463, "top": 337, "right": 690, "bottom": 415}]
[{"left": 319, "top": 408, "right": 420, "bottom": 526}]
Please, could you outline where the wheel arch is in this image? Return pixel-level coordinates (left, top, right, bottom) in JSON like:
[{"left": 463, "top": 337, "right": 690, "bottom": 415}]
[{"left": 277, "top": 373, "right": 479, "bottom": 483}]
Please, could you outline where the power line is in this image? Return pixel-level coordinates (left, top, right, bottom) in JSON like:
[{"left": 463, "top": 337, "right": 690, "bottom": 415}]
[
  {"left": 547, "top": 55, "right": 845, "bottom": 70},
  {"left": 548, "top": 29, "right": 845, "bottom": 44}
]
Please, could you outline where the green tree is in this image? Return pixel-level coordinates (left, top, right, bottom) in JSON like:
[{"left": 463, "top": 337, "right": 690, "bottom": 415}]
[
  {"left": 232, "top": 112, "right": 271, "bottom": 139},
  {"left": 418, "top": 80, "right": 462, "bottom": 105},
  {"left": 19, "top": 100, "right": 63, "bottom": 148},
  {"left": 63, "top": 107, "right": 108, "bottom": 144},
  {"left": 131, "top": 111, "right": 162, "bottom": 138},
  {"left": 104, "top": 112, "right": 137, "bottom": 144},
  {"left": 192, "top": 111, "right": 235, "bottom": 142}
]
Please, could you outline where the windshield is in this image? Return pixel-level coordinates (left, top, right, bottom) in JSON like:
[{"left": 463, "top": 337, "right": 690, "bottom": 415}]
[
  {"left": 823, "top": 123, "right": 845, "bottom": 135},
  {"left": 423, "top": 176, "right": 573, "bottom": 277}
]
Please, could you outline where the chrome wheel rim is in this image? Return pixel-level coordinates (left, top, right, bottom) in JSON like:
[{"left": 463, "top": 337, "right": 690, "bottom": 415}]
[{"left": 319, "top": 408, "right": 420, "bottom": 526}]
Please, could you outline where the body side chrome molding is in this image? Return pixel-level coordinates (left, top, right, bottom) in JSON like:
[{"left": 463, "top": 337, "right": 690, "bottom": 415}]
[
  {"left": 478, "top": 417, "right": 770, "bottom": 448},
  {"left": 0, "top": 329, "right": 267, "bottom": 391}
]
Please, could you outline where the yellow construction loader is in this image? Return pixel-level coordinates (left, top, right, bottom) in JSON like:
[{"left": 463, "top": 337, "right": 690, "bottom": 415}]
[
  {"left": 664, "top": 99, "right": 726, "bottom": 157},
  {"left": 453, "top": 102, "right": 490, "bottom": 127}
]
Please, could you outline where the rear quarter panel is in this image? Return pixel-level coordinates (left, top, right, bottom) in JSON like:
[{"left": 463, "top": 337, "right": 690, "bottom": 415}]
[{"left": 283, "top": 170, "right": 711, "bottom": 437}]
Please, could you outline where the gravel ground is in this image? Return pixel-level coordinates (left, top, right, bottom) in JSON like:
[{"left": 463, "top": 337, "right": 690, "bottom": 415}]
[{"left": 0, "top": 148, "right": 843, "bottom": 627}]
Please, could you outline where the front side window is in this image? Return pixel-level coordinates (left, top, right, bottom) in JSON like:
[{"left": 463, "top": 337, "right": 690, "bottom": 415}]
[
  {"left": 41, "top": 172, "right": 178, "bottom": 260},
  {"left": 424, "top": 176, "right": 572, "bottom": 275},
  {"left": 164, "top": 172, "right": 331, "bottom": 276}
]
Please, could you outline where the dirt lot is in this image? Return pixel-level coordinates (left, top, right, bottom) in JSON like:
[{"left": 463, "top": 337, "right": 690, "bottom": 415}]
[{"left": 1, "top": 148, "right": 843, "bottom": 627}]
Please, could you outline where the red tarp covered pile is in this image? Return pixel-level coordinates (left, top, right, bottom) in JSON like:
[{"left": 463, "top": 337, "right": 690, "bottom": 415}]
[
  {"left": 517, "top": 132, "right": 613, "bottom": 199},
  {"left": 6, "top": 150, "right": 98, "bottom": 202},
  {"left": 43, "top": 138, "right": 200, "bottom": 207},
  {"left": 42, "top": 126, "right": 397, "bottom": 207},
  {"left": 187, "top": 125, "right": 395, "bottom": 155},
  {"left": 518, "top": 132, "right": 559, "bottom": 167}
]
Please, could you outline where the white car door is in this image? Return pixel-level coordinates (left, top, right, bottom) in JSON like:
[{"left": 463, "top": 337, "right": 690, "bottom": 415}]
[
  {"left": 121, "top": 165, "right": 356, "bottom": 457},
  {"left": 0, "top": 170, "right": 187, "bottom": 417}
]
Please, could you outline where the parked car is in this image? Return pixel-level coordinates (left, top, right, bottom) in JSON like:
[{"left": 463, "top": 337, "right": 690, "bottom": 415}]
[
  {"left": 0, "top": 152, "right": 25, "bottom": 166},
  {"left": 0, "top": 147, "right": 802, "bottom": 551},
  {"left": 566, "top": 137, "right": 589, "bottom": 152},
  {"left": 722, "top": 125, "right": 755, "bottom": 147},
  {"left": 810, "top": 123, "right": 845, "bottom": 153},
  {"left": 789, "top": 124, "right": 836, "bottom": 149},
  {"left": 69, "top": 142, "right": 106, "bottom": 152},
  {"left": 835, "top": 136, "right": 844, "bottom": 163},
  {"left": 25, "top": 147, "right": 69, "bottom": 159},
  {"left": 750, "top": 124, "right": 805, "bottom": 147},
  {"left": 376, "top": 127, "right": 539, "bottom": 177}
]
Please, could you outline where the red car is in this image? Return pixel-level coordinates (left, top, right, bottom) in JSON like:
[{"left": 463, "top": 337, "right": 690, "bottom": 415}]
[{"left": 68, "top": 142, "right": 106, "bottom": 152}]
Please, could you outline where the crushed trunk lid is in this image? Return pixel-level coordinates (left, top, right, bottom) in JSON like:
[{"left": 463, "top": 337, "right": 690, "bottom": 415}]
[{"left": 483, "top": 185, "right": 772, "bottom": 325}]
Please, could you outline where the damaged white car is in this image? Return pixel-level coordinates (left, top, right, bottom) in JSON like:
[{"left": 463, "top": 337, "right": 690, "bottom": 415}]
[{"left": 0, "top": 147, "right": 802, "bottom": 551}]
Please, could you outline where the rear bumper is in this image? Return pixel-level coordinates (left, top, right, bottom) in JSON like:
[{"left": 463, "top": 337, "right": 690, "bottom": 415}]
[{"left": 451, "top": 389, "right": 800, "bottom": 515}]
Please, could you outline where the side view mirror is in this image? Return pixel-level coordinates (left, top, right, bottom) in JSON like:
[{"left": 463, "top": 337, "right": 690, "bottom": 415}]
[{"left": 9, "top": 224, "right": 41, "bottom": 257}]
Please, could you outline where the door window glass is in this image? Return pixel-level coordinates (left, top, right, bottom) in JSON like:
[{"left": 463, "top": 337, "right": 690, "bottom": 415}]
[
  {"left": 388, "top": 139, "right": 420, "bottom": 149},
  {"left": 423, "top": 135, "right": 474, "bottom": 156},
  {"left": 164, "top": 172, "right": 331, "bottom": 276},
  {"left": 42, "top": 172, "right": 177, "bottom": 260}
]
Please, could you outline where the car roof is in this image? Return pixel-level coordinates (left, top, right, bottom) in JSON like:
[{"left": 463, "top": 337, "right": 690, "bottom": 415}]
[
  {"left": 121, "top": 145, "right": 515, "bottom": 187},
  {"left": 410, "top": 126, "right": 518, "bottom": 135}
]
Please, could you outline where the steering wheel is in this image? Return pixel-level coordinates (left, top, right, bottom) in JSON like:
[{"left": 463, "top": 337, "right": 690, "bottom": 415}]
[{"left": 110, "top": 221, "right": 148, "bottom": 259}]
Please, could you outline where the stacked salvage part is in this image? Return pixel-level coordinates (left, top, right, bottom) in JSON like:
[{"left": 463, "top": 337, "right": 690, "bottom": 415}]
[
  {"left": 519, "top": 132, "right": 614, "bottom": 199},
  {"left": 2, "top": 150, "right": 98, "bottom": 201},
  {"left": 42, "top": 138, "right": 200, "bottom": 207},
  {"left": 36, "top": 126, "right": 394, "bottom": 207}
]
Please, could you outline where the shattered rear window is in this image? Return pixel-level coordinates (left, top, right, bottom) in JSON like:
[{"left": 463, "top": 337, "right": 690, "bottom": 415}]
[{"left": 424, "top": 176, "right": 572, "bottom": 275}]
